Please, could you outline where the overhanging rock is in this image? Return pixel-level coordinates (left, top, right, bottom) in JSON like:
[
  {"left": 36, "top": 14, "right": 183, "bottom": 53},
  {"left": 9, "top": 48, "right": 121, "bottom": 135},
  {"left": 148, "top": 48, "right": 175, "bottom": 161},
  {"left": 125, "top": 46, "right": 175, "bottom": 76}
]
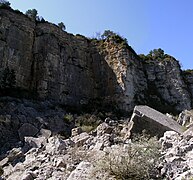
[{"left": 130, "top": 105, "right": 183, "bottom": 137}]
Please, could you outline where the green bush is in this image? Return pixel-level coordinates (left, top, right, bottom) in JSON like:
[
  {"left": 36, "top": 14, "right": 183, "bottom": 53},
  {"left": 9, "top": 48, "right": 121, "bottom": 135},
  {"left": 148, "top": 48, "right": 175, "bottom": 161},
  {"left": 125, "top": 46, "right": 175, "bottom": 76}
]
[
  {"left": 14, "top": 9, "right": 23, "bottom": 15},
  {"left": 25, "top": 9, "right": 38, "bottom": 20},
  {"left": 94, "top": 134, "right": 161, "bottom": 180},
  {"left": 0, "top": 3, "right": 11, "bottom": 10},
  {"left": 183, "top": 69, "right": 193, "bottom": 75},
  {"left": 58, "top": 22, "right": 66, "bottom": 31},
  {"left": 75, "top": 114, "right": 101, "bottom": 132},
  {"left": 64, "top": 113, "right": 74, "bottom": 123},
  {"left": 0, "top": 166, "right": 3, "bottom": 176}
]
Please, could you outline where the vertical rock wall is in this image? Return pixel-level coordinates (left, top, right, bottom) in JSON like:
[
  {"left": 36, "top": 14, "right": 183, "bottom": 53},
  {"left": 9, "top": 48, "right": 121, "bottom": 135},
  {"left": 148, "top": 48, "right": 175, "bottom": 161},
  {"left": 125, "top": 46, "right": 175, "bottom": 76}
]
[
  {"left": 97, "top": 39, "right": 147, "bottom": 112},
  {"left": 0, "top": 9, "right": 35, "bottom": 89},
  {"left": 0, "top": 8, "right": 192, "bottom": 113},
  {"left": 143, "top": 57, "right": 191, "bottom": 113}
]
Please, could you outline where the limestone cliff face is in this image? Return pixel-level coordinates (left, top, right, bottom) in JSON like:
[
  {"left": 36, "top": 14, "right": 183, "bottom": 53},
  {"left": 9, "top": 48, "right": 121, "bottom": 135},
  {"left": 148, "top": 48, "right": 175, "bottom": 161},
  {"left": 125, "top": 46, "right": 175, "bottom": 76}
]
[
  {"left": 0, "top": 8, "right": 192, "bottom": 113},
  {"left": 0, "top": 9, "right": 35, "bottom": 88},
  {"left": 143, "top": 57, "right": 191, "bottom": 113},
  {"left": 97, "top": 39, "right": 147, "bottom": 111},
  {"left": 33, "top": 24, "right": 97, "bottom": 106}
]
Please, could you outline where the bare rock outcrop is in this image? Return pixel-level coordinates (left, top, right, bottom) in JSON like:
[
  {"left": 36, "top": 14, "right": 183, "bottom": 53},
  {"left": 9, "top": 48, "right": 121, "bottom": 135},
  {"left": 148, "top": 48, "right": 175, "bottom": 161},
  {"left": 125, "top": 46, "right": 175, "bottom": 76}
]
[
  {"left": 0, "top": 97, "right": 69, "bottom": 154},
  {"left": 0, "top": 8, "right": 192, "bottom": 113},
  {"left": 143, "top": 55, "right": 191, "bottom": 113},
  {"left": 0, "top": 9, "right": 35, "bottom": 89},
  {"left": 0, "top": 120, "right": 126, "bottom": 180},
  {"left": 177, "top": 109, "right": 193, "bottom": 127},
  {"left": 160, "top": 130, "right": 193, "bottom": 179},
  {"left": 1, "top": 107, "right": 193, "bottom": 179}
]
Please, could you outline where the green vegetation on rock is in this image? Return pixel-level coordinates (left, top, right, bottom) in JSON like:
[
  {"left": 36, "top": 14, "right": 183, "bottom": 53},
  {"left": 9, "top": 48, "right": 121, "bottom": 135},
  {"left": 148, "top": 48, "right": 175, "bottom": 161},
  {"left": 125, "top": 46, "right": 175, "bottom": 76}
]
[
  {"left": 94, "top": 134, "right": 161, "bottom": 180},
  {"left": 25, "top": 8, "right": 38, "bottom": 20},
  {"left": 182, "top": 69, "right": 193, "bottom": 75},
  {"left": 58, "top": 22, "right": 66, "bottom": 31},
  {"left": 0, "top": 0, "right": 10, "bottom": 7}
]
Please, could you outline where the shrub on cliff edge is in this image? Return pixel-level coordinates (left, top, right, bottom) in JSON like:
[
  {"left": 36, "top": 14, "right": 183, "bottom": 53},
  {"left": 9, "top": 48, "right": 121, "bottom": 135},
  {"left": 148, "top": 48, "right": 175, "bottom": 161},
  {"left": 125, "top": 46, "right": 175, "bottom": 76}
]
[{"left": 0, "top": 0, "right": 11, "bottom": 9}]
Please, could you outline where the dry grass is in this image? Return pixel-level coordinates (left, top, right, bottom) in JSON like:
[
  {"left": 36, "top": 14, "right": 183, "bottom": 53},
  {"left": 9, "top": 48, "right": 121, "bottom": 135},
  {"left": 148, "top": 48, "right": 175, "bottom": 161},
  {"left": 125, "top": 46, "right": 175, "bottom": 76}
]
[{"left": 93, "top": 135, "right": 161, "bottom": 180}]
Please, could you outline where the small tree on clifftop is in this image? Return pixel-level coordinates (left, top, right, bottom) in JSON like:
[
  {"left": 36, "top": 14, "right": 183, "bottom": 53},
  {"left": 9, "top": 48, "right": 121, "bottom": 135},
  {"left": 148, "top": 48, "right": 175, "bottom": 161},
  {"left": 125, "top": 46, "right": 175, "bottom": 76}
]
[
  {"left": 101, "top": 30, "right": 117, "bottom": 39},
  {"left": 0, "top": 0, "right": 10, "bottom": 6},
  {"left": 25, "top": 9, "right": 38, "bottom": 20},
  {"left": 149, "top": 48, "right": 164, "bottom": 58},
  {"left": 58, "top": 22, "right": 66, "bottom": 31}
]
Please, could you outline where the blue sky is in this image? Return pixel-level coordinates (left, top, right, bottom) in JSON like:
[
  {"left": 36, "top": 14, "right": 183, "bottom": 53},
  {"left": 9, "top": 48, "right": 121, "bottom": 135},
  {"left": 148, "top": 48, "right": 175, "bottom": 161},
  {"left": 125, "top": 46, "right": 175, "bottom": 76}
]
[{"left": 8, "top": 0, "right": 193, "bottom": 69}]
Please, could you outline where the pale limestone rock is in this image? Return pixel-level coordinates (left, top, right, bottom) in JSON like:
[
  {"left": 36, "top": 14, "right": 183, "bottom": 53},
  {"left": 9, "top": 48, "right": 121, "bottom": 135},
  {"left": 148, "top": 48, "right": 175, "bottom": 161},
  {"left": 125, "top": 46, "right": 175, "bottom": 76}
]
[
  {"left": 96, "top": 122, "right": 113, "bottom": 136},
  {"left": 38, "top": 128, "right": 52, "bottom": 139},
  {"left": 183, "top": 70, "right": 193, "bottom": 102},
  {"left": 183, "top": 126, "right": 193, "bottom": 138},
  {"left": 144, "top": 57, "right": 191, "bottom": 112},
  {"left": 25, "top": 136, "right": 46, "bottom": 148},
  {"left": 7, "top": 148, "right": 24, "bottom": 163},
  {"left": 160, "top": 130, "right": 193, "bottom": 179},
  {"left": 71, "top": 132, "right": 90, "bottom": 147},
  {"left": 54, "top": 157, "right": 66, "bottom": 168},
  {"left": 177, "top": 110, "right": 193, "bottom": 127},
  {"left": 160, "top": 131, "right": 181, "bottom": 150},
  {"left": 71, "top": 127, "right": 82, "bottom": 137},
  {"left": 67, "top": 161, "right": 93, "bottom": 180},
  {"left": 21, "top": 172, "right": 34, "bottom": 180},
  {"left": 46, "top": 136, "right": 67, "bottom": 155},
  {"left": 0, "top": 157, "right": 8, "bottom": 167},
  {"left": 0, "top": 8, "right": 192, "bottom": 116},
  {"left": 131, "top": 106, "right": 183, "bottom": 137},
  {"left": 120, "top": 121, "right": 133, "bottom": 141}
]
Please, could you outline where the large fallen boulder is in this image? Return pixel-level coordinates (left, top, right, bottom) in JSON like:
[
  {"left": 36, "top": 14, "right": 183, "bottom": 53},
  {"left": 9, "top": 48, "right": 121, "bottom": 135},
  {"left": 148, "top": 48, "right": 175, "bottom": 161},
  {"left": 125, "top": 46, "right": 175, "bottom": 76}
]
[
  {"left": 130, "top": 106, "right": 183, "bottom": 137},
  {"left": 18, "top": 123, "right": 39, "bottom": 141}
]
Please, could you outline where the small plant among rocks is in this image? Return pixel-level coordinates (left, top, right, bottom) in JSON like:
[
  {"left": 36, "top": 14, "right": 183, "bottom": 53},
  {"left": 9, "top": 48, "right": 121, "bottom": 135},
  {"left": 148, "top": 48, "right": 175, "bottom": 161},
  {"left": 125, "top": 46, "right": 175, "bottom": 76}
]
[
  {"left": 93, "top": 134, "right": 161, "bottom": 180},
  {"left": 75, "top": 114, "right": 102, "bottom": 133},
  {"left": 0, "top": 166, "right": 3, "bottom": 176},
  {"left": 64, "top": 113, "right": 74, "bottom": 123}
]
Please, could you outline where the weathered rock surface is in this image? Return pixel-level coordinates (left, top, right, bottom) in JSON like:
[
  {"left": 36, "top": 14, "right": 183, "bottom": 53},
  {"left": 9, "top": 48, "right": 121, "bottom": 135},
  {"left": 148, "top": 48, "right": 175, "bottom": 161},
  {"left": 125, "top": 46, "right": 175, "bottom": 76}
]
[
  {"left": 177, "top": 109, "right": 193, "bottom": 128},
  {"left": 160, "top": 130, "right": 193, "bottom": 179},
  {"left": 143, "top": 56, "right": 192, "bottom": 113},
  {"left": 0, "top": 8, "right": 192, "bottom": 114},
  {"left": 0, "top": 97, "right": 69, "bottom": 154},
  {"left": 130, "top": 105, "right": 183, "bottom": 137},
  {"left": 1, "top": 107, "right": 193, "bottom": 179},
  {"left": 67, "top": 161, "right": 93, "bottom": 180},
  {"left": 0, "top": 119, "right": 127, "bottom": 180}
]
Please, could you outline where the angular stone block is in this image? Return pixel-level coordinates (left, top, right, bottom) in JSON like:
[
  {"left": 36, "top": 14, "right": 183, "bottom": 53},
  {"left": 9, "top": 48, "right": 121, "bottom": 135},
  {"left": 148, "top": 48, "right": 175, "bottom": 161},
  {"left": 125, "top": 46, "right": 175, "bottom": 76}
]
[{"left": 130, "top": 105, "right": 183, "bottom": 137}]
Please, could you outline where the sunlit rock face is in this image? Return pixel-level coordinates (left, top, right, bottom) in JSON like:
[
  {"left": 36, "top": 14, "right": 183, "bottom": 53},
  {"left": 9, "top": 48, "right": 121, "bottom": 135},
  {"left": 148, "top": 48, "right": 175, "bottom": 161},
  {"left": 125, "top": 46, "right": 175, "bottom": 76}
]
[
  {"left": 0, "top": 8, "right": 192, "bottom": 113},
  {"left": 143, "top": 57, "right": 191, "bottom": 113}
]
